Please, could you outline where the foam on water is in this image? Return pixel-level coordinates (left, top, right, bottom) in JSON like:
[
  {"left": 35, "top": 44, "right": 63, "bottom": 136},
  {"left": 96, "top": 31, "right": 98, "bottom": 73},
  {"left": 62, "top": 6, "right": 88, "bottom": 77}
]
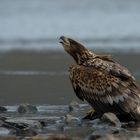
[{"left": 5, "top": 104, "right": 89, "bottom": 113}]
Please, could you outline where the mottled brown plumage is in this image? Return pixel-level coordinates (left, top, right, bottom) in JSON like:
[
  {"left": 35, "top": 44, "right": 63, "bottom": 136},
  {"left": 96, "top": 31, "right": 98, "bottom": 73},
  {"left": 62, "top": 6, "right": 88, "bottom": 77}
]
[{"left": 59, "top": 36, "right": 140, "bottom": 121}]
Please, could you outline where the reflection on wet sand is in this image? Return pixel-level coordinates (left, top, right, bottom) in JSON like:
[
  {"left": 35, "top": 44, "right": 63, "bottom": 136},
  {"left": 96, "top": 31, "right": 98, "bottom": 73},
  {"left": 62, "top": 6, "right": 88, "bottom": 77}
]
[{"left": 0, "top": 51, "right": 140, "bottom": 105}]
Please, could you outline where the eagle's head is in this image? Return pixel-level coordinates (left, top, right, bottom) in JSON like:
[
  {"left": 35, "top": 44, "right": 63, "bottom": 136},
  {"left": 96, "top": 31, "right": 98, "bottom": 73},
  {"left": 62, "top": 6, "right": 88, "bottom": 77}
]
[{"left": 59, "top": 36, "right": 94, "bottom": 64}]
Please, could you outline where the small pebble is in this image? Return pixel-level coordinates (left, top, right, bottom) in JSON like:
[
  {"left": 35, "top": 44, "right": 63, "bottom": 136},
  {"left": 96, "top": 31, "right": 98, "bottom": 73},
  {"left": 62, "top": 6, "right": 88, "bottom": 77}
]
[
  {"left": 68, "top": 101, "right": 80, "bottom": 112},
  {"left": 64, "top": 114, "right": 79, "bottom": 125},
  {"left": 14, "top": 128, "right": 37, "bottom": 137},
  {"left": 0, "top": 106, "right": 7, "bottom": 113},
  {"left": 17, "top": 104, "right": 38, "bottom": 114}
]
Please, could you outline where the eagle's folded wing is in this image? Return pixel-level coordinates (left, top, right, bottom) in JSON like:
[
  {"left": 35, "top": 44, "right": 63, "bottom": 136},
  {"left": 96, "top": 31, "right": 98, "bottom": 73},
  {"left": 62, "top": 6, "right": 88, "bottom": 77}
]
[
  {"left": 92, "top": 57, "right": 135, "bottom": 80},
  {"left": 70, "top": 63, "right": 140, "bottom": 115}
]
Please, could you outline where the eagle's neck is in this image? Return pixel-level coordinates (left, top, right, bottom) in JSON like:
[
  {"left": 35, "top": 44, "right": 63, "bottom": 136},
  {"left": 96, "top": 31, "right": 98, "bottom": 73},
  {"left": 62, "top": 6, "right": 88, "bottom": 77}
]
[
  {"left": 71, "top": 49, "right": 96, "bottom": 65},
  {"left": 61, "top": 37, "right": 96, "bottom": 65}
]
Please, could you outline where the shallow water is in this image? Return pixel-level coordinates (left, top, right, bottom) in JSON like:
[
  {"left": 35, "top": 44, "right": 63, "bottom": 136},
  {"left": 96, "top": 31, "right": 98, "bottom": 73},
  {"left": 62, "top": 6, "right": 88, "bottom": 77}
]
[
  {"left": 0, "top": 51, "right": 139, "bottom": 105},
  {"left": 0, "top": 104, "right": 140, "bottom": 139},
  {"left": 1, "top": 104, "right": 91, "bottom": 138}
]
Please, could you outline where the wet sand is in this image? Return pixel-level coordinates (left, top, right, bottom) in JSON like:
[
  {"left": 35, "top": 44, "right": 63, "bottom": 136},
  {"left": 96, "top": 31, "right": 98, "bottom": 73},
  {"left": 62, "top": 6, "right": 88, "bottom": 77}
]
[{"left": 0, "top": 51, "right": 140, "bottom": 105}]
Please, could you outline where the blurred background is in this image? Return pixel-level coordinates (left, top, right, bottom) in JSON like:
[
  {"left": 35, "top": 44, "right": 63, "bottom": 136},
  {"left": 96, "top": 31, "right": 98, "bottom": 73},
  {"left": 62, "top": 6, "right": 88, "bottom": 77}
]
[{"left": 0, "top": 0, "right": 140, "bottom": 105}]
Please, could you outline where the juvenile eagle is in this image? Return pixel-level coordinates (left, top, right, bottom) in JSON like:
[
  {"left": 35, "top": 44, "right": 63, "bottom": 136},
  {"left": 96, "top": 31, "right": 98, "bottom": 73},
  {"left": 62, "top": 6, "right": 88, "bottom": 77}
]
[{"left": 59, "top": 36, "right": 140, "bottom": 122}]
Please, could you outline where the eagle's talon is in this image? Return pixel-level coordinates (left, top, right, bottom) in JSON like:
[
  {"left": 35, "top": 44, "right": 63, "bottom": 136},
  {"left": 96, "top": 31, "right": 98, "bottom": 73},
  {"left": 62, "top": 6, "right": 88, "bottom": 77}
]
[
  {"left": 82, "top": 109, "right": 99, "bottom": 120},
  {"left": 87, "top": 109, "right": 95, "bottom": 116}
]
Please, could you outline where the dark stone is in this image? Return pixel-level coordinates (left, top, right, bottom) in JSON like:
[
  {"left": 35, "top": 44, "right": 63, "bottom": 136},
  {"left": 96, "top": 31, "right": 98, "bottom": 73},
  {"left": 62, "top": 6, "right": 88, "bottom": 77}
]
[
  {"left": 2, "top": 121, "right": 28, "bottom": 130},
  {"left": 86, "top": 134, "right": 101, "bottom": 140},
  {"left": 0, "top": 106, "right": 7, "bottom": 113},
  {"left": 116, "top": 113, "right": 137, "bottom": 122},
  {"left": 68, "top": 100, "right": 80, "bottom": 112},
  {"left": 87, "top": 134, "right": 119, "bottom": 140},
  {"left": 17, "top": 104, "right": 38, "bottom": 114},
  {"left": 39, "top": 120, "right": 48, "bottom": 127},
  {"left": 14, "top": 128, "right": 37, "bottom": 137}
]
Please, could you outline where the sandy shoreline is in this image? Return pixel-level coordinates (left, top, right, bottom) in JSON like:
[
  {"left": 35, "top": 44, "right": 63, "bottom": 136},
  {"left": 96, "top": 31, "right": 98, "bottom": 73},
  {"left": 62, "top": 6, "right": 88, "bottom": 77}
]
[{"left": 0, "top": 51, "right": 140, "bottom": 105}]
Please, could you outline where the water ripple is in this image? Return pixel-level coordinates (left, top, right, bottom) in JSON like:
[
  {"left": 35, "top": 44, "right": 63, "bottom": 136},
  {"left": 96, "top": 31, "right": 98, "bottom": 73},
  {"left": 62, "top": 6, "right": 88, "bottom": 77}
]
[
  {"left": 0, "top": 70, "right": 68, "bottom": 76},
  {"left": 0, "top": 70, "right": 139, "bottom": 77},
  {"left": 5, "top": 104, "right": 89, "bottom": 113}
]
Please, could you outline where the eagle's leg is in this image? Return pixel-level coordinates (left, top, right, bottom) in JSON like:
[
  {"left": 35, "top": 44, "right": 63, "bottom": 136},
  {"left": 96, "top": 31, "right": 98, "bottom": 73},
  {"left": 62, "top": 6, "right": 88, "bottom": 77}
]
[{"left": 82, "top": 109, "right": 101, "bottom": 120}]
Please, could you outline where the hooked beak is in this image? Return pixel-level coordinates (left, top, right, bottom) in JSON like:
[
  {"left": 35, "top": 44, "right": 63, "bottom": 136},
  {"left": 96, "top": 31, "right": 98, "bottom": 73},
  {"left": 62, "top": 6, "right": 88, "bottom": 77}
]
[{"left": 59, "top": 36, "right": 70, "bottom": 46}]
